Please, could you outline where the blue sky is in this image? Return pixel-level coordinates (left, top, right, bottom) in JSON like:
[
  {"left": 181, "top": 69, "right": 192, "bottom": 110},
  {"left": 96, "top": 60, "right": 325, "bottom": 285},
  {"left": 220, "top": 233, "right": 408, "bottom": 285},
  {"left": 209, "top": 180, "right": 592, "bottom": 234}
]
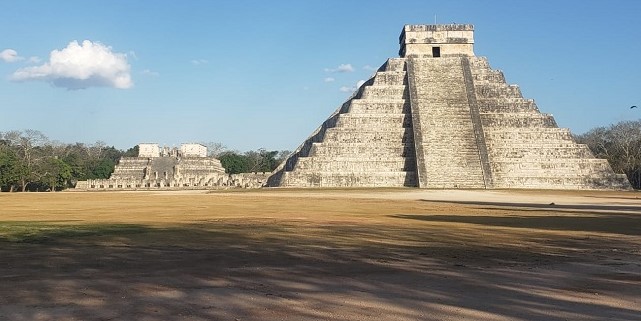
[{"left": 1, "top": 0, "right": 640, "bottom": 151}]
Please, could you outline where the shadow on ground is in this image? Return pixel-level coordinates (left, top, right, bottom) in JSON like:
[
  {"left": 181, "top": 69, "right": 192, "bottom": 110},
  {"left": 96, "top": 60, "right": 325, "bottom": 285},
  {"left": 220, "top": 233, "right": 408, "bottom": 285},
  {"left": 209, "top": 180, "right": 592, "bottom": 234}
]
[
  {"left": 424, "top": 199, "right": 641, "bottom": 214},
  {"left": 1, "top": 219, "right": 640, "bottom": 321}
]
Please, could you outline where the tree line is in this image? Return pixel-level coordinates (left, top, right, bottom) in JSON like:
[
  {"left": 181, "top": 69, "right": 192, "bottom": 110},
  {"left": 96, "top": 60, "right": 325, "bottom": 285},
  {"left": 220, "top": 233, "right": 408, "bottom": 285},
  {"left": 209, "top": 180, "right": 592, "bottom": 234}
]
[
  {"left": 575, "top": 119, "right": 641, "bottom": 189},
  {"left": 0, "top": 132, "right": 289, "bottom": 192},
  {"left": 201, "top": 141, "right": 290, "bottom": 174},
  {"left": 2, "top": 120, "right": 640, "bottom": 191},
  {"left": 0, "top": 130, "right": 137, "bottom": 192}
]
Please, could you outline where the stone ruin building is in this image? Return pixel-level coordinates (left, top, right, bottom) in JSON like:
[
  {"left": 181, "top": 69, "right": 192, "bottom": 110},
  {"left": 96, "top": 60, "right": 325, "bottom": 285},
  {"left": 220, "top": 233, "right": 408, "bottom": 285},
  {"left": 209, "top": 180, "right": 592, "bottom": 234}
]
[
  {"left": 75, "top": 143, "right": 268, "bottom": 190},
  {"left": 267, "top": 24, "right": 631, "bottom": 189}
]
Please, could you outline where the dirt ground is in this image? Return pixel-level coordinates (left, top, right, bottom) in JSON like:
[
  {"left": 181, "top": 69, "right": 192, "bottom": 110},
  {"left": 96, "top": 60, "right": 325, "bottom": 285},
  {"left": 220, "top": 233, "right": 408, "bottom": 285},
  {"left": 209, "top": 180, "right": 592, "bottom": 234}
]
[{"left": 0, "top": 188, "right": 640, "bottom": 321}]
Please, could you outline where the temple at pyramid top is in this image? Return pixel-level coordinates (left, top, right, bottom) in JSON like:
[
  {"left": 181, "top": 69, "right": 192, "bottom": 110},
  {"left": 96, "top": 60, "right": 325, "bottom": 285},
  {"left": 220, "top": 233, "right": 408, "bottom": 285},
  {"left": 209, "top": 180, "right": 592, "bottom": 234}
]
[
  {"left": 266, "top": 23, "right": 631, "bottom": 190},
  {"left": 399, "top": 24, "right": 475, "bottom": 57}
]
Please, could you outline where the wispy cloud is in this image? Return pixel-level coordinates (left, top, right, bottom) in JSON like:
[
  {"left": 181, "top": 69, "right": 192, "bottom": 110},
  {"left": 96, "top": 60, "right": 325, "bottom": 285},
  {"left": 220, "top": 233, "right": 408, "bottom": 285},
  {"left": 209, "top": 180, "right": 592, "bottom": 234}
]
[
  {"left": 191, "top": 59, "right": 209, "bottom": 65},
  {"left": 324, "top": 63, "right": 354, "bottom": 73},
  {"left": 141, "top": 69, "right": 160, "bottom": 77},
  {"left": 363, "top": 65, "right": 376, "bottom": 71},
  {"left": 1, "top": 49, "right": 24, "bottom": 63},
  {"left": 324, "top": 77, "right": 335, "bottom": 82},
  {"left": 339, "top": 79, "right": 366, "bottom": 93},
  {"left": 11, "top": 40, "right": 133, "bottom": 90},
  {"left": 27, "top": 56, "right": 41, "bottom": 64}
]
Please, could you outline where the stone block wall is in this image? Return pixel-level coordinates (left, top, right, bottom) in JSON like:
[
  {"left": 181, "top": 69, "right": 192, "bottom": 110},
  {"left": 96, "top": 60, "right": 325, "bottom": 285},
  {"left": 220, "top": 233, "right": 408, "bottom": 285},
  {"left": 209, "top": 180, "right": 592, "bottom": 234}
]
[
  {"left": 467, "top": 56, "right": 631, "bottom": 189},
  {"left": 75, "top": 156, "right": 234, "bottom": 190},
  {"left": 400, "top": 24, "right": 474, "bottom": 57}
]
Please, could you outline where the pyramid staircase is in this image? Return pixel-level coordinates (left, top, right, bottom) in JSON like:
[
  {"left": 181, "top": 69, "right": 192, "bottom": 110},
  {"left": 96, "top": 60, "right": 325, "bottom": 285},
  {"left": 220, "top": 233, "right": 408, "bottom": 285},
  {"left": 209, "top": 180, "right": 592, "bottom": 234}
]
[{"left": 267, "top": 24, "right": 630, "bottom": 190}]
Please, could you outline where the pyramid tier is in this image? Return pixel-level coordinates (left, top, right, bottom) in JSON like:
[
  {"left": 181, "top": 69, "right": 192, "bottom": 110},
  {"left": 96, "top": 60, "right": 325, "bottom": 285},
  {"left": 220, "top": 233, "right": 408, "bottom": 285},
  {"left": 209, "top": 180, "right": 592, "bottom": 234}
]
[{"left": 278, "top": 171, "right": 417, "bottom": 188}]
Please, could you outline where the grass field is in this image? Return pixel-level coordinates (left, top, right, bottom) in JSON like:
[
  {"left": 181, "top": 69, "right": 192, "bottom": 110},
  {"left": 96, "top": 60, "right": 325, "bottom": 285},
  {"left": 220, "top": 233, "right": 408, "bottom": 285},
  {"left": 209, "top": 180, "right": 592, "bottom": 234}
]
[{"left": 0, "top": 189, "right": 640, "bottom": 320}]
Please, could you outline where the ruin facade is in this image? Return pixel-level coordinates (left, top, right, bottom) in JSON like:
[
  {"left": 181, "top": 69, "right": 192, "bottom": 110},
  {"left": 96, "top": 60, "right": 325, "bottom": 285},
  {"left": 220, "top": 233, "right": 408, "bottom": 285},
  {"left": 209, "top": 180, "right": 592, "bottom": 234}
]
[
  {"left": 75, "top": 143, "right": 268, "bottom": 190},
  {"left": 267, "top": 24, "right": 631, "bottom": 189}
]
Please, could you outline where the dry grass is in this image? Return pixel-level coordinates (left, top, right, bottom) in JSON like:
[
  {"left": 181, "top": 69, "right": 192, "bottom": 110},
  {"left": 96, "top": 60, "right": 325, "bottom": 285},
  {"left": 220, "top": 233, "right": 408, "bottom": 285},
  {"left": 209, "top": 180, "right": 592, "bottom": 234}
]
[{"left": 0, "top": 189, "right": 640, "bottom": 321}]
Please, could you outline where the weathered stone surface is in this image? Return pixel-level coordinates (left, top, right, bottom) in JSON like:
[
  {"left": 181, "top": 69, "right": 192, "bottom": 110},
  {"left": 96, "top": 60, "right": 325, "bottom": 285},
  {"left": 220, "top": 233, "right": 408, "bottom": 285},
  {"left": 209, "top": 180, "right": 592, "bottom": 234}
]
[
  {"left": 267, "top": 24, "right": 631, "bottom": 190},
  {"left": 266, "top": 55, "right": 418, "bottom": 188}
]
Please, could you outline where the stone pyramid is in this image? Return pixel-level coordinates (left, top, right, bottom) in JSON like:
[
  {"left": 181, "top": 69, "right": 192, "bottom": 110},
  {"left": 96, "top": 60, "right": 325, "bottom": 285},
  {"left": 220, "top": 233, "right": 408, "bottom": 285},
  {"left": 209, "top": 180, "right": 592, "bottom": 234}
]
[{"left": 267, "top": 24, "right": 631, "bottom": 189}]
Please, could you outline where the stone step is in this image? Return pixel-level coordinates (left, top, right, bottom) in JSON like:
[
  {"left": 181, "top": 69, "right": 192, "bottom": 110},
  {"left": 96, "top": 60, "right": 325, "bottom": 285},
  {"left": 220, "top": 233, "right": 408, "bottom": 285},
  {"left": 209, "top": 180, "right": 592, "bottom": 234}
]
[
  {"left": 335, "top": 113, "right": 412, "bottom": 127},
  {"left": 322, "top": 129, "right": 414, "bottom": 144},
  {"left": 348, "top": 100, "right": 411, "bottom": 114},
  {"left": 373, "top": 71, "right": 407, "bottom": 85},
  {"left": 310, "top": 143, "right": 415, "bottom": 157},
  {"left": 117, "top": 158, "right": 151, "bottom": 164},
  {"left": 490, "top": 146, "right": 593, "bottom": 157},
  {"left": 407, "top": 56, "right": 487, "bottom": 189},
  {"left": 482, "top": 112, "right": 552, "bottom": 118},
  {"left": 422, "top": 181, "right": 486, "bottom": 189},
  {"left": 472, "top": 70, "right": 506, "bottom": 83},
  {"left": 483, "top": 127, "right": 574, "bottom": 139},
  {"left": 417, "top": 113, "right": 477, "bottom": 121},
  {"left": 467, "top": 57, "right": 491, "bottom": 68},
  {"left": 476, "top": 97, "right": 536, "bottom": 104},
  {"left": 493, "top": 176, "right": 628, "bottom": 190},
  {"left": 478, "top": 100, "right": 538, "bottom": 113},
  {"left": 384, "top": 58, "right": 406, "bottom": 72},
  {"left": 360, "top": 86, "right": 409, "bottom": 99},
  {"left": 481, "top": 114, "right": 557, "bottom": 128},
  {"left": 487, "top": 144, "right": 584, "bottom": 150},
  {"left": 279, "top": 170, "right": 417, "bottom": 187},
  {"left": 475, "top": 84, "right": 523, "bottom": 98},
  {"left": 491, "top": 159, "right": 613, "bottom": 172},
  {"left": 295, "top": 157, "right": 417, "bottom": 172}
]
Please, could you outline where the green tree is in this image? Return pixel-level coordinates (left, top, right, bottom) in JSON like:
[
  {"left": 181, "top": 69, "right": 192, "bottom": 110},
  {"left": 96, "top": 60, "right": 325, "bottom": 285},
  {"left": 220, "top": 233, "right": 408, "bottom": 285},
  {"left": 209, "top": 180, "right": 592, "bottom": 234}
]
[
  {"left": 244, "top": 148, "right": 279, "bottom": 172},
  {"left": 89, "top": 158, "right": 116, "bottom": 179},
  {"left": 3, "top": 130, "right": 48, "bottom": 191},
  {"left": 0, "top": 146, "right": 21, "bottom": 191},
  {"left": 219, "top": 152, "right": 250, "bottom": 174},
  {"left": 39, "top": 157, "right": 72, "bottom": 192},
  {"left": 122, "top": 145, "right": 139, "bottom": 157},
  {"left": 61, "top": 146, "right": 88, "bottom": 181},
  {"left": 219, "top": 149, "right": 287, "bottom": 174}
]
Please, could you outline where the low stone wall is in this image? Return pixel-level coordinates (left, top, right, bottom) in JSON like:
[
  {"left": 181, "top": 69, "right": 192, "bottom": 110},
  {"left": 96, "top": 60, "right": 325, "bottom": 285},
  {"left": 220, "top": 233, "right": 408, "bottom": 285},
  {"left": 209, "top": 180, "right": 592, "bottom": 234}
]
[{"left": 75, "top": 172, "right": 270, "bottom": 191}]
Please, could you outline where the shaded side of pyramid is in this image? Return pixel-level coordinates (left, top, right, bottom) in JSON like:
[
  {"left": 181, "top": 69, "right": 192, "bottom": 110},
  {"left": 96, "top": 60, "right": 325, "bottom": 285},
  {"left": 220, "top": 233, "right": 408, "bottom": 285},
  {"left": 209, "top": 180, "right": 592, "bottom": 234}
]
[{"left": 267, "top": 24, "right": 631, "bottom": 190}]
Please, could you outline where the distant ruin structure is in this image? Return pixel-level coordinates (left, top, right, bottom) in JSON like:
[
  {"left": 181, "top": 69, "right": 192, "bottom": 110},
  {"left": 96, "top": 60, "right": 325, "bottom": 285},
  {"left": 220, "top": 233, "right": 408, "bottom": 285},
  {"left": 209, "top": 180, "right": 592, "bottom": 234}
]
[
  {"left": 75, "top": 143, "right": 268, "bottom": 190},
  {"left": 267, "top": 24, "right": 631, "bottom": 189}
]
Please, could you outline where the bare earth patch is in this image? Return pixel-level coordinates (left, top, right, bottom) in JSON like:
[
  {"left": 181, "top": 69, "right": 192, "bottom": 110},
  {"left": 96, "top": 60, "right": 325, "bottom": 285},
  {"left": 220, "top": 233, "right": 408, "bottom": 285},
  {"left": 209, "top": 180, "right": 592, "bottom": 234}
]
[{"left": 0, "top": 189, "right": 640, "bottom": 320}]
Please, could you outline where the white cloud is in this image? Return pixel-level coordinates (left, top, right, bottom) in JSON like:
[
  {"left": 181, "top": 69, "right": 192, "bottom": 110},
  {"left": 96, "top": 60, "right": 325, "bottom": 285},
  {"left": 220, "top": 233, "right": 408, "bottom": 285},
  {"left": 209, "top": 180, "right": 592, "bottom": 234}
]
[
  {"left": 324, "top": 63, "right": 354, "bottom": 73},
  {"left": 339, "top": 79, "right": 367, "bottom": 93},
  {"left": 363, "top": 65, "right": 376, "bottom": 71},
  {"left": 191, "top": 59, "right": 209, "bottom": 65},
  {"left": 27, "top": 56, "right": 41, "bottom": 64},
  {"left": 337, "top": 64, "right": 354, "bottom": 72},
  {"left": 1, "top": 49, "right": 23, "bottom": 63},
  {"left": 324, "top": 77, "right": 335, "bottom": 82},
  {"left": 11, "top": 40, "right": 132, "bottom": 90}
]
